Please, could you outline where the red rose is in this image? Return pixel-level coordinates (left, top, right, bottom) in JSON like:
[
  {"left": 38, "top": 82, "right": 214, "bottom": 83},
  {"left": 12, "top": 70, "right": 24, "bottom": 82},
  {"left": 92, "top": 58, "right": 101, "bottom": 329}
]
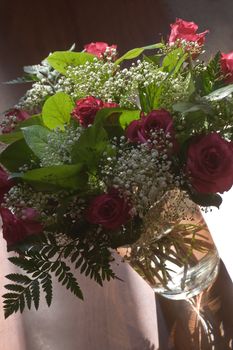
[
  {"left": 125, "top": 119, "right": 146, "bottom": 143},
  {"left": 126, "top": 110, "right": 177, "bottom": 149},
  {"left": 142, "top": 110, "right": 174, "bottom": 137},
  {"left": 0, "top": 166, "right": 14, "bottom": 203},
  {"left": 86, "top": 190, "right": 132, "bottom": 230},
  {"left": 1, "top": 108, "right": 29, "bottom": 134},
  {"left": 84, "top": 42, "right": 117, "bottom": 59},
  {"left": 185, "top": 133, "right": 233, "bottom": 194},
  {"left": 0, "top": 207, "right": 43, "bottom": 246},
  {"left": 169, "top": 18, "right": 208, "bottom": 47},
  {"left": 220, "top": 52, "right": 233, "bottom": 83},
  {"left": 72, "top": 96, "right": 104, "bottom": 127}
]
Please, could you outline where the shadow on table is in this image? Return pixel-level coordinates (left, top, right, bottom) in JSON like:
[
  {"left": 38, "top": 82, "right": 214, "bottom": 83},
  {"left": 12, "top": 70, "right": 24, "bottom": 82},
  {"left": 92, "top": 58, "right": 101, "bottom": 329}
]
[{"left": 156, "top": 261, "right": 233, "bottom": 350}]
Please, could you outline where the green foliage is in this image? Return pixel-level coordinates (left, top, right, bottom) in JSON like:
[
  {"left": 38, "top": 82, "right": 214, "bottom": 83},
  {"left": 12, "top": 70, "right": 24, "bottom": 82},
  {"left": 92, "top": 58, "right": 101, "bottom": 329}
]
[
  {"left": 47, "top": 51, "right": 95, "bottom": 74},
  {"left": 71, "top": 123, "right": 109, "bottom": 171},
  {"left": 42, "top": 92, "right": 74, "bottom": 130},
  {"left": 115, "top": 43, "right": 164, "bottom": 65},
  {"left": 162, "top": 48, "right": 188, "bottom": 74},
  {"left": 139, "top": 81, "right": 164, "bottom": 113},
  {"left": 0, "top": 131, "right": 23, "bottom": 144},
  {"left": 94, "top": 107, "right": 140, "bottom": 131},
  {"left": 22, "top": 125, "right": 52, "bottom": 160},
  {"left": 188, "top": 192, "right": 222, "bottom": 208},
  {"left": 0, "top": 115, "right": 44, "bottom": 145},
  {"left": 3, "top": 233, "right": 115, "bottom": 318},
  {"left": 17, "top": 114, "right": 44, "bottom": 129},
  {"left": 203, "top": 84, "right": 233, "bottom": 102},
  {"left": 0, "top": 139, "right": 39, "bottom": 172},
  {"left": 19, "top": 164, "right": 87, "bottom": 191},
  {"left": 195, "top": 52, "right": 223, "bottom": 95}
]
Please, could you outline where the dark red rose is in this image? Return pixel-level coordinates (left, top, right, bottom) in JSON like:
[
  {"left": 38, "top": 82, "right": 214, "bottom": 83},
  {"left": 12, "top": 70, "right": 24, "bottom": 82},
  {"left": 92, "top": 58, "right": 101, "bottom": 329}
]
[
  {"left": 0, "top": 207, "right": 43, "bottom": 246},
  {"left": 84, "top": 42, "right": 117, "bottom": 58},
  {"left": 185, "top": 133, "right": 233, "bottom": 194},
  {"left": 71, "top": 96, "right": 104, "bottom": 127},
  {"left": 142, "top": 109, "right": 174, "bottom": 137},
  {"left": 0, "top": 166, "right": 14, "bottom": 203},
  {"left": 125, "top": 119, "right": 146, "bottom": 143},
  {"left": 86, "top": 190, "right": 132, "bottom": 230},
  {"left": 126, "top": 110, "right": 177, "bottom": 150},
  {"left": 169, "top": 18, "right": 208, "bottom": 47},
  {"left": 1, "top": 108, "right": 30, "bottom": 134},
  {"left": 220, "top": 52, "right": 233, "bottom": 83}
]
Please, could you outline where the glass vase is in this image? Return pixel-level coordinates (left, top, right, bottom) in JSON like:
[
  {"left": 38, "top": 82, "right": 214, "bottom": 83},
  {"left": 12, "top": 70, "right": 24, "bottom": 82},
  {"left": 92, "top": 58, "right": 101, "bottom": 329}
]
[{"left": 118, "top": 190, "right": 220, "bottom": 300}]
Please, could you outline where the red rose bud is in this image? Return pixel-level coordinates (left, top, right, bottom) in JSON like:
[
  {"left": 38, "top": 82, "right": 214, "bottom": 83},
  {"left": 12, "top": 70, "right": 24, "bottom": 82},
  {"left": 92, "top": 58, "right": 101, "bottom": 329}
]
[
  {"left": 71, "top": 96, "right": 104, "bottom": 127},
  {"left": 1, "top": 108, "right": 30, "bottom": 134},
  {"left": 84, "top": 42, "right": 117, "bottom": 59},
  {"left": 0, "top": 166, "right": 14, "bottom": 203},
  {"left": 125, "top": 119, "right": 146, "bottom": 143},
  {"left": 169, "top": 18, "right": 208, "bottom": 48},
  {"left": 86, "top": 190, "right": 132, "bottom": 230},
  {"left": 220, "top": 52, "right": 233, "bottom": 83},
  {"left": 126, "top": 109, "right": 177, "bottom": 150},
  {"left": 0, "top": 207, "right": 43, "bottom": 246},
  {"left": 142, "top": 109, "right": 174, "bottom": 137},
  {"left": 185, "top": 133, "right": 233, "bottom": 194}
]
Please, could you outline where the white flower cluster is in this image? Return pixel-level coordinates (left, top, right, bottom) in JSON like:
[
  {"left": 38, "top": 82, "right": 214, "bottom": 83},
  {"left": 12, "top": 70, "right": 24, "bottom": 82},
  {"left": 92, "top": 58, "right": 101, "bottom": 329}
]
[
  {"left": 40, "top": 125, "right": 83, "bottom": 167},
  {"left": 55, "top": 58, "right": 118, "bottom": 102},
  {"left": 101, "top": 134, "right": 177, "bottom": 217},
  {"left": 17, "top": 81, "right": 54, "bottom": 112},
  {"left": 3, "top": 184, "right": 72, "bottom": 225},
  {"left": 0, "top": 113, "right": 18, "bottom": 132}
]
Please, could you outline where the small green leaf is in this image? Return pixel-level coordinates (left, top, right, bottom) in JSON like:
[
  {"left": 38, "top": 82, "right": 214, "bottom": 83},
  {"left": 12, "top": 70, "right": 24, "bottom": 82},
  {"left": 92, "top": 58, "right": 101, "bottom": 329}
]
[
  {"left": 173, "top": 101, "right": 213, "bottom": 114},
  {"left": 21, "top": 164, "right": 87, "bottom": 191},
  {"left": 115, "top": 43, "right": 164, "bottom": 65},
  {"left": 189, "top": 192, "right": 222, "bottom": 208},
  {"left": 0, "top": 139, "right": 39, "bottom": 172},
  {"left": 94, "top": 107, "right": 140, "bottom": 130},
  {"left": 47, "top": 51, "right": 95, "bottom": 74},
  {"left": 42, "top": 92, "right": 74, "bottom": 130},
  {"left": 0, "top": 131, "right": 23, "bottom": 144},
  {"left": 162, "top": 48, "right": 187, "bottom": 74},
  {"left": 71, "top": 124, "right": 108, "bottom": 170},
  {"left": 22, "top": 125, "right": 51, "bottom": 159},
  {"left": 202, "top": 84, "right": 233, "bottom": 101},
  {"left": 17, "top": 114, "right": 44, "bottom": 129}
]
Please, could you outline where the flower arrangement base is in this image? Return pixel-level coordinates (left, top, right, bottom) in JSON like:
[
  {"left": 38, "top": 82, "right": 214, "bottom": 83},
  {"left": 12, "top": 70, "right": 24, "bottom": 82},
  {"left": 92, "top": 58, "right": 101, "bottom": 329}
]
[{"left": 118, "top": 190, "right": 220, "bottom": 301}]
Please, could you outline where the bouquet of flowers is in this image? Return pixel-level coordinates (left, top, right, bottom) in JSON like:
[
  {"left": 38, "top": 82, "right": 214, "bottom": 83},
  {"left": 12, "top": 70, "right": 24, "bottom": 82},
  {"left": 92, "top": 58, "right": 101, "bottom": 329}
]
[{"left": 1, "top": 18, "right": 233, "bottom": 318}]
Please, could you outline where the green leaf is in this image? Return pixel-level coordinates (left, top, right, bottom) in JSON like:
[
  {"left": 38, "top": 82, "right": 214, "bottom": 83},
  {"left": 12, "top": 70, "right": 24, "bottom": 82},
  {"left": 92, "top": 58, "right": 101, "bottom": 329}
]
[
  {"left": 189, "top": 192, "right": 222, "bottom": 208},
  {"left": 71, "top": 124, "right": 109, "bottom": 170},
  {"left": 6, "top": 274, "right": 31, "bottom": 284},
  {"left": 22, "top": 125, "right": 51, "bottom": 160},
  {"left": 0, "top": 131, "right": 23, "bottom": 144},
  {"left": 17, "top": 114, "right": 44, "bottom": 129},
  {"left": 31, "top": 280, "right": 40, "bottom": 310},
  {"left": 162, "top": 48, "right": 187, "bottom": 74},
  {"left": 20, "top": 164, "right": 87, "bottom": 191},
  {"left": 202, "top": 84, "right": 233, "bottom": 101},
  {"left": 94, "top": 107, "right": 140, "bottom": 130},
  {"left": 0, "top": 139, "right": 39, "bottom": 172},
  {"left": 42, "top": 92, "right": 74, "bottom": 130},
  {"left": 173, "top": 101, "right": 213, "bottom": 115},
  {"left": 115, "top": 43, "right": 164, "bottom": 65},
  {"left": 47, "top": 51, "right": 95, "bottom": 74}
]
